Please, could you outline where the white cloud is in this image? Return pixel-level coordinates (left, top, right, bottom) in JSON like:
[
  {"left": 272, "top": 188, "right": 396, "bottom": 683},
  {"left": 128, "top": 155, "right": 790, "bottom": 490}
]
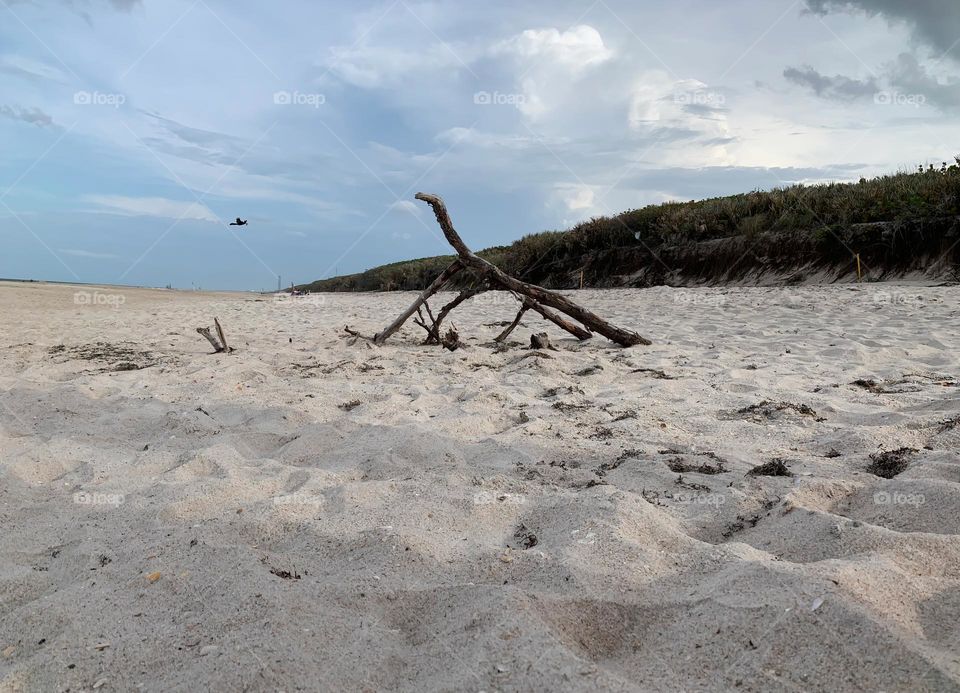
[
  {"left": 83, "top": 195, "right": 219, "bottom": 223},
  {"left": 325, "top": 44, "right": 464, "bottom": 88},
  {"left": 560, "top": 184, "right": 595, "bottom": 211},
  {"left": 390, "top": 200, "right": 421, "bottom": 215},
  {"left": 494, "top": 25, "right": 613, "bottom": 71}
]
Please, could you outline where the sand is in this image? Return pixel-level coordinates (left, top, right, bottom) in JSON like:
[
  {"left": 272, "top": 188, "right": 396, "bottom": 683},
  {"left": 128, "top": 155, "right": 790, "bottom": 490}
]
[{"left": 0, "top": 279, "right": 958, "bottom": 692}]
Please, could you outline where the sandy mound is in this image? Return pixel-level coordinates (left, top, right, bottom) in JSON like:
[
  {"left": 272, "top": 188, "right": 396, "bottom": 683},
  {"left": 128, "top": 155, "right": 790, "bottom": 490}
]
[{"left": 0, "top": 280, "right": 958, "bottom": 691}]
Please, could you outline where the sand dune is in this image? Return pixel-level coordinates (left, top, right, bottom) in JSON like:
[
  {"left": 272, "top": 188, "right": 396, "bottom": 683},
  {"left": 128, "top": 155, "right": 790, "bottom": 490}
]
[{"left": 0, "top": 280, "right": 958, "bottom": 691}]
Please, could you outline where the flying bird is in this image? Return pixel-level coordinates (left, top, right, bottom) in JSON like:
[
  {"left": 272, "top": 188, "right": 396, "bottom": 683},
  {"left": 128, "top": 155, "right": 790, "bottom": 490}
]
[{"left": 229, "top": 218, "right": 248, "bottom": 226}]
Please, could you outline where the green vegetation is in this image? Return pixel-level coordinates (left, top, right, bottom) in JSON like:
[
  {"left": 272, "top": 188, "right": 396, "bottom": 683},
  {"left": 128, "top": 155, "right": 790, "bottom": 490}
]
[{"left": 300, "top": 159, "right": 960, "bottom": 292}]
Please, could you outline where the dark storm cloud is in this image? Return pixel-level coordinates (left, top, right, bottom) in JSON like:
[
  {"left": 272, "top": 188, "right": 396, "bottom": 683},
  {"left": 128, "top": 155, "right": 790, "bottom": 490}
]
[
  {"left": 804, "top": 0, "right": 960, "bottom": 57},
  {"left": 886, "top": 53, "right": 960, "bottom": 110},
  {"left": 783, "top": 65, "right": 878, "bottom": 100}
]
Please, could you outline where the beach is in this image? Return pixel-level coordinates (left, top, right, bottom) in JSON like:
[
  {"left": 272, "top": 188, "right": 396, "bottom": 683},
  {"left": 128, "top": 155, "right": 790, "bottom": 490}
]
[{"left": 0, "top": 279, "right": 958, "bottom": 691}]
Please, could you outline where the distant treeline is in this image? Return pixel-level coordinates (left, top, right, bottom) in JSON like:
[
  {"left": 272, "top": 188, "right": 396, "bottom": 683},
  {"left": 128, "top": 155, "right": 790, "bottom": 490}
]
[{"left": 299, "top": 160, "right": 960, "bottom": 292}]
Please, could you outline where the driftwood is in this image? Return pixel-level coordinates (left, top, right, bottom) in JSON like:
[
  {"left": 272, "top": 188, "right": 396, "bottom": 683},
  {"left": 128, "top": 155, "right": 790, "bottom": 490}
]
[
  {"left": 214, "top": 317, "right": 230, "bottom": 352},
  {"left": 426, "top": 288, "right": 486, "bottom": 344},
  {"left": 373, "top": 261, "right": 462, "bottom": 345},
  {"left": 495, "top": 305, "right": 528, "bottom": 342},
  {"left": 196, "top": 317, "right": 234, "bottom": 353},
  {"left": 354, "top": 193, "right": 651, "bottom": 348},
  {"left": 530, "top": 333, "right": 555, "bottom": 350}
]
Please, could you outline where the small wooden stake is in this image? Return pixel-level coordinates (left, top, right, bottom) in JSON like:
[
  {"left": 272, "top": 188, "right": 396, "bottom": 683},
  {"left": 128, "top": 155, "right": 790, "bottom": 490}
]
[{"left": 214, "top": 317, "right": 231, "bottom": 353}]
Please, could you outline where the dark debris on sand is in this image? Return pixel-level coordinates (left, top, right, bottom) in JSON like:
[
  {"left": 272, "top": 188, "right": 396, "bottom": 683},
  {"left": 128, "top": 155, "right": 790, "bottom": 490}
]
[
  {"left": 746, "top": 459, "right": 793, "bottom": 477},
  {"left": 867, "top": 448, "right": 918, "bottom": 479}
]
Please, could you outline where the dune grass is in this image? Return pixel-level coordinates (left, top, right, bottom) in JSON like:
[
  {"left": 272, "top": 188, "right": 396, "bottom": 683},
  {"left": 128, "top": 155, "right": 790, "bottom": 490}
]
[{"left": 300, "top": 159, "right": 960, "bottom": 292}]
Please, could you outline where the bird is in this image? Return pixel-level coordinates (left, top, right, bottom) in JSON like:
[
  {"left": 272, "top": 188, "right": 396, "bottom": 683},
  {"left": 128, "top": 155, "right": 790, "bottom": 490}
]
[{"left": 229, "top": 218, "right": 248, "bottom": 226}]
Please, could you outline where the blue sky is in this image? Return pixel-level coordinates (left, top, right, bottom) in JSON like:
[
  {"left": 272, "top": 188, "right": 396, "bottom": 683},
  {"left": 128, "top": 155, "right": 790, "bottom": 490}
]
[{"left": 1, "top": 0, "right": 957, "bottom": 290}]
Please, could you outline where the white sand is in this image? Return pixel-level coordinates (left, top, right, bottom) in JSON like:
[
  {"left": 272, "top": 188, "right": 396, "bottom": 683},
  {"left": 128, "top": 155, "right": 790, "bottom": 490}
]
[{"left": 0, "top": 280, "right": 958, "bottom": 692}]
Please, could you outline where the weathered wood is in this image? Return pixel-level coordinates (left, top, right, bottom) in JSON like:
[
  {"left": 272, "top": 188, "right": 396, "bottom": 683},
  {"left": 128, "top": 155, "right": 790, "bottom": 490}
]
[
  {"left": 414, "top": 193, "right": 650, "bottom": 347},
  {"left": 520, "top": 297, "right": 592, "bottom": 340},
  {"left": 427, "top": 288, "right": 486, "bottom": 343},
  {"left": 373, "top": 261, "right": 462, "bottom": 345},
  {"left": 214, "top": 317, "right": 232, "bottom": 353},
  {"left": 413, "top": 305, "right": 442, "bottom": 344},
  {"left": 495, "top": 306, "right": 528, "bottom": 342},
  {"left": 196, "top": 327, "right": 223, "bottom": 353},
  {"left": 530, "top": 333, "right": 554, "bottom": 350}
]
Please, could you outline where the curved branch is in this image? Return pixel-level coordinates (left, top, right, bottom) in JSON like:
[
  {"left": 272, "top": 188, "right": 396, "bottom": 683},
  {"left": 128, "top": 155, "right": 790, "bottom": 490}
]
[{"left": 415, "top": 193, "right": 650, "bottom": 347}]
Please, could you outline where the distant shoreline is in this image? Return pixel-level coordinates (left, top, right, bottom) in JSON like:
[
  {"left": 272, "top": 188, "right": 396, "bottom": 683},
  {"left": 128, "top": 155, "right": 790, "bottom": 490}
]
[{"left": 0, "top": 277, "right": 275, "bottom": 295}]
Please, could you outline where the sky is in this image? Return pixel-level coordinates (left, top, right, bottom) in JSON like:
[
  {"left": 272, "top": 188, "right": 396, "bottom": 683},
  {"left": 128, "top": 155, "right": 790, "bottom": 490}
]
[{"left": 1, "top": 0, "right": 958, "bottom": 290}]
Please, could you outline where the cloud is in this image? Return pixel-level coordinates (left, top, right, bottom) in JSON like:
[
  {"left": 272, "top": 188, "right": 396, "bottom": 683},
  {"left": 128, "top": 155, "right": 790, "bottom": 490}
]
[
  {"left": 803, "top": 1, "right": 960, "bottom": 58},
  {"left": 58, "top": 248, "right": 121, "bottom": 259},
  {"left": 434, "top": 127, "right": 545, "bottom": 149},
  {"left": 0, "top": 55, "right": 67, "bottom": 83},
  {"left": 0, "top": 105, "right": 55, "bottom": 127},
  {"left": 389, "top": 200, "right": 421, "bottom": 215},
  {"left": 84, "top": 195, "right": 220, "bottom": 222},
  {"left": 783, "top": 65, "right": 878, "bottom": 100},
  {"left": 6, "top": 0, "right": 141, "bottom": 24},
  {"left": 556, "top": 184, "right": 595, "bottom": 211},
  {"left": 885, "top": 53, "right": 960, "bottom": 110},
  {"left": 493, "top": 25, "right": 613, "bottom": 72},
  {"left": 107, "top": 0, "right": 141, "bottom": 10},
  {"left": 325, "top": 43, "right": 463, "bottom": 89}
]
